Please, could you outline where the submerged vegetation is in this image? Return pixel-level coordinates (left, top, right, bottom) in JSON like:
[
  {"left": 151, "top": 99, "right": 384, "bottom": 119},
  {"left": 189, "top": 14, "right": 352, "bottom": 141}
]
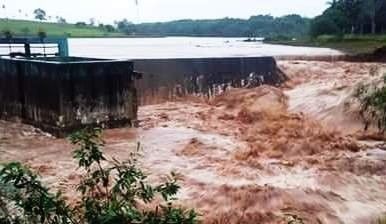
[
  {"left": 355, "top": 73, "right": 386, "bottom": 132},
  {"left": 0, "top": 128, "right": 197, "bottom": 224}
]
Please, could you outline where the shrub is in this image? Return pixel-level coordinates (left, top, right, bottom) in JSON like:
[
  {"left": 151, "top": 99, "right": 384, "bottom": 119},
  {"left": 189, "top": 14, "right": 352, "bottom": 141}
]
[
  {"left": 0, "top": 162, "right": 74, "bottom": 224},
  {"left": 0, "top": 127, "right": 198, "bottom": 224},
  {"left": 38, "top": 28, "right": 47, "bottom": 40},
  {"left": 75, "top": 22, "right": 87, "bottom": 28},
  {"left": 2, "top": 29, "right": 13, "bottom": 39},
  {"left": 20, "top": 27, "right": 31, "bottom": 36},
  {"left": 354, "top": 74, "right": 386, "bottom": 132}
]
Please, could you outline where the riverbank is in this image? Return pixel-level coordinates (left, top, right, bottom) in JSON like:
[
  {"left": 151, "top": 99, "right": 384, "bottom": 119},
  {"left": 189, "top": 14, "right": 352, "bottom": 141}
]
[
  {"left": 0, "top": 18, "right": 126, "bottom": 37},
  {"left": 264, "top": 35, "right": 386, "bottom": 55}
]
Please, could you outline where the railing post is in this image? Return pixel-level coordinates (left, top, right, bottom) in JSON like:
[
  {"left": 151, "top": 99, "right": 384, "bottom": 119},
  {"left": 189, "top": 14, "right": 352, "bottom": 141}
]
[
  {"left": 24, "top": 43, "right": 31, "bottom": 57},
  {"left": 57, "top": 38, "right": 69, "bottom": 57}
]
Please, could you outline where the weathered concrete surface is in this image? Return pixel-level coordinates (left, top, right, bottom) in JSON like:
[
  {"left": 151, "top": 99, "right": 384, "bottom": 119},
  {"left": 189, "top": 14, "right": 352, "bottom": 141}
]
[
  {"left": 0, "top": 56, "right": 285, "bottom": 135},
  {"left": 133, "top": 57, "right": 286, "bottom": 104},
  {"left": 0, "top": 57, "right": 138, "bottom": 136}
]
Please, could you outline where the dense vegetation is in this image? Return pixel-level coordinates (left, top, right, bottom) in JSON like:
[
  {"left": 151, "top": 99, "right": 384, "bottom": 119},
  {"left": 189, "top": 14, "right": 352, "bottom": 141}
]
[
  {"left": 0, "top": 128, "right": 197, "bottom": 224},
  {"left": 0, "top": 14, "right": 310, "bottom": 38},
  {"left": 265, "top": 0, "right": 386, "bottom": 54},
  {"left": 124, "top": 15, "right": 310, "bottom": 38},
  {"left": 310, "top": 0, "right": 386, "bottom": 37}
]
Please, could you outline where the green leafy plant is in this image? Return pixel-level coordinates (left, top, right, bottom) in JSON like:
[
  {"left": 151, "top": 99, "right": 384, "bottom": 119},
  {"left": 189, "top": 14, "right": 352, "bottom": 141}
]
[
  {"left": 0, "top": 127, "right": 198, "bottom": 224},
  {"left": 0, "top": 162, "right": 75, "bottom": 224}
]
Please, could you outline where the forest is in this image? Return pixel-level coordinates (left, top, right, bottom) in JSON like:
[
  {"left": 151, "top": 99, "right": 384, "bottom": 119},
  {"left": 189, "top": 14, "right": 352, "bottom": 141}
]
[
  {"left": 310, "top": 0, "right": 386, "bottom": 37},
  {"left": 117, "top": 15, "right": 310, "bottom": 38}
]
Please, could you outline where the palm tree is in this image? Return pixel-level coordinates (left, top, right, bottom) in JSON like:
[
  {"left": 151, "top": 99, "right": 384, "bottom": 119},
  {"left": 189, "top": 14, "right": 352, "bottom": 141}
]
[{"left": 361, "top": 0, "right": 383, "bottom": 34}]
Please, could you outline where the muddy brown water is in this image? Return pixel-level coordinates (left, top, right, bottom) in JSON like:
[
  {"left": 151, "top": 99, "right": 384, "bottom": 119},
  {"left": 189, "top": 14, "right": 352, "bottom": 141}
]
[{"left": 1, "top": 60, "right": 386, "bottom": 224}]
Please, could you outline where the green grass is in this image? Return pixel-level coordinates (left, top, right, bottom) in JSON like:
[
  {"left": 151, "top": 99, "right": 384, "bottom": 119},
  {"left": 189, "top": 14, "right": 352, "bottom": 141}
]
[
  {"left": 265, "top": 34, "right": 386, "bottom": 55},
  {"left": 0, "top": 19, "right": 127, "bottom": 38}
]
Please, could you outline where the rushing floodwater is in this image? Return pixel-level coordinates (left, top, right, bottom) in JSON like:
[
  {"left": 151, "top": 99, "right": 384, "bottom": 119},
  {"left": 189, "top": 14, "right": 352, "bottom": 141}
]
[{"left": 68, "top": 37, "right": 343, "bottom": 59}]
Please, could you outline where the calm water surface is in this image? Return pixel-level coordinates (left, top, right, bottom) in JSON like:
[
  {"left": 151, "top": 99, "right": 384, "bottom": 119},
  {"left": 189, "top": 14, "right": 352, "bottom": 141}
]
[{"left": 68, "top": 37, "right": 343, "bottom": 59}]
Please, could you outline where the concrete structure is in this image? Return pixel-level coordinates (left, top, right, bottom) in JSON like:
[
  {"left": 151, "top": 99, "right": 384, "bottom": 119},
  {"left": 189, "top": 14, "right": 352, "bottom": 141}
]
[
  {"left": 0, "top": 56, "right": 138, "bottom": 136},
  {"left": 0, "top": 37, "right": 286, "bottom": 135},
  {"left": 133, "top": 57, "right": 286, "bottom": 104}
]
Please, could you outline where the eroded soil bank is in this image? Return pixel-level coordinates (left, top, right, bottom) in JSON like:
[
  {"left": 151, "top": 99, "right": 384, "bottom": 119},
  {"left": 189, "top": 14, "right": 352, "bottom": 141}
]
[{"left": 1, "top": 61, "right": 386, "bottom": 224}]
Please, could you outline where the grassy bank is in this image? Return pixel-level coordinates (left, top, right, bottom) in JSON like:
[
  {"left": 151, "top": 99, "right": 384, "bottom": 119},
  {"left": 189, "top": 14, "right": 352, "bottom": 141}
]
[
  {"left": 265, "top": 35, "right": 386, "bottom": 55},
  {"left": 0, "top": 19, "right": 126, "bottom": 38}
]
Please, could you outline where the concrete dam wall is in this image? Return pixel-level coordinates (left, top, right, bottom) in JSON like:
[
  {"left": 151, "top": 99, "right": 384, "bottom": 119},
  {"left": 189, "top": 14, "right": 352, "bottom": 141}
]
[
  {"left": 0, "top": 57, "right": 138, "bottom": 136},
  {"left": 0, "top": 56, "right": 284, "bottom": 136},
  {"left": 133, "top": 57, "right": 286, "bottom": 105}
]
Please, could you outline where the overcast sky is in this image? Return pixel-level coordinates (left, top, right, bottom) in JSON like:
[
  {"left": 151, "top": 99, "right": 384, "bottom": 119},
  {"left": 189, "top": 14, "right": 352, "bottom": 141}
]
[{"left": 0, "top": 0, "right": 329, "bottom": 24}]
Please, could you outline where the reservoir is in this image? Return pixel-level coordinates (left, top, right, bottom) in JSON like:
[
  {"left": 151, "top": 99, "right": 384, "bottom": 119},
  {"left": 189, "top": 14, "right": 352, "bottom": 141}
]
[{"left": 68, "top": 37, "right": 343, "bottom": 59}]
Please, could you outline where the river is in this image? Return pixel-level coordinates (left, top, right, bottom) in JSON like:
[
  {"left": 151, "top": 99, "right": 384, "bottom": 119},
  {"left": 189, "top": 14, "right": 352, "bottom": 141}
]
[{"left": 68, "top": 37, "right": 343, "bottom": 59}]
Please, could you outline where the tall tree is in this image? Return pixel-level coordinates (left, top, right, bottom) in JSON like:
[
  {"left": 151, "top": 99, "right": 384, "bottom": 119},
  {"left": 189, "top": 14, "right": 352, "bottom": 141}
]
[
  {"left": 117, "top": 19, "right": 136, "bottom": 34},
  {"left": 361, "top": 0, "right": 384, "bottom": 34},
  {"left": 89, "top": 18, "right": 96, "bottom": 26},
  {"left": 339, "top": 0, "right": 361, "bottom": 33},
  {"left": 310, "top": 0, "right": 386, "bottom": 36},
  {"left": 57, "top": 16, "right": 67, "bottom": 24},
  {"left": 33, "top": 8, "right": 46, "bottom": 21}
]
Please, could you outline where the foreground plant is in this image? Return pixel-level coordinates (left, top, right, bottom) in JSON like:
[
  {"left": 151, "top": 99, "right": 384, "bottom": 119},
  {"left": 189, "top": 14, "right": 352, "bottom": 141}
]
[
  {"left": 0, "top": 162, "right": 75, "bottom": 224},
  {"left": 0, "top": 127, "right": 198, "bottom": 224}
]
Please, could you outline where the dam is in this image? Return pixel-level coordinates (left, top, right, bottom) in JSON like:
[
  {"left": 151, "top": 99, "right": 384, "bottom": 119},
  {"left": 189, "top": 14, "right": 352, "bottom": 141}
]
[{"left": 0, "top": 37, "right": 286, "bottom": 136}]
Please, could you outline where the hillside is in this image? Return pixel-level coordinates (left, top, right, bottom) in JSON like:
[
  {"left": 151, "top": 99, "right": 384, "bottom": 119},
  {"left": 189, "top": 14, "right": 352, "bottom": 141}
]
[
  {"left": 132, "top": 15, "right": 310, "bottom": 37},
  {"left": 0, "top": 19, "right": 125, "bottom": 38}
]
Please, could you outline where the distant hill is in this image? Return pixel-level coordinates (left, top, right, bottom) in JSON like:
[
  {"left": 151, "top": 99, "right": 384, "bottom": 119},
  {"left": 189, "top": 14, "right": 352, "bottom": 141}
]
[
  {"left": 0, "top": 14, "right": 310, "bottom": 38},
  {"left": 132, "top": 15, "right": 310, "bottom": 38},
  {"left": 0, "top": 19, "right": 125, "bottom": 38}
]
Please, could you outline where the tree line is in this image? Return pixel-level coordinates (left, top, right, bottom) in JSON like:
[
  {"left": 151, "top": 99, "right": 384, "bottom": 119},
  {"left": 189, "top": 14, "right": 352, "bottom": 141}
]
[
  {"left": 1, "top": 5, "right": 311, "bottom": 38},
  {"left": 115, "top": 15, "right": 310, "bottom": 38},
  {"left": 5, "top": 1, "right": 386, "bottom": 38},
  {"left": 310, "top": 0, "right": 386, "bottom": 37}
]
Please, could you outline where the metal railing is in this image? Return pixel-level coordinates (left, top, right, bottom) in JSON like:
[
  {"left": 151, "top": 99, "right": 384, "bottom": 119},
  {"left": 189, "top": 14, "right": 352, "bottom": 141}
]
[{"left": 0, "top": 37, "right": 69, "bottom": 58}]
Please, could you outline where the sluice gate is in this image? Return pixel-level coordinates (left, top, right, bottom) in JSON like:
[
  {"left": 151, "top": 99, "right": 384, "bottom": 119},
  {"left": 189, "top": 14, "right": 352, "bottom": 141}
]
[{"left": 133, "top": 57, "right": 287, "bottom": 105}]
